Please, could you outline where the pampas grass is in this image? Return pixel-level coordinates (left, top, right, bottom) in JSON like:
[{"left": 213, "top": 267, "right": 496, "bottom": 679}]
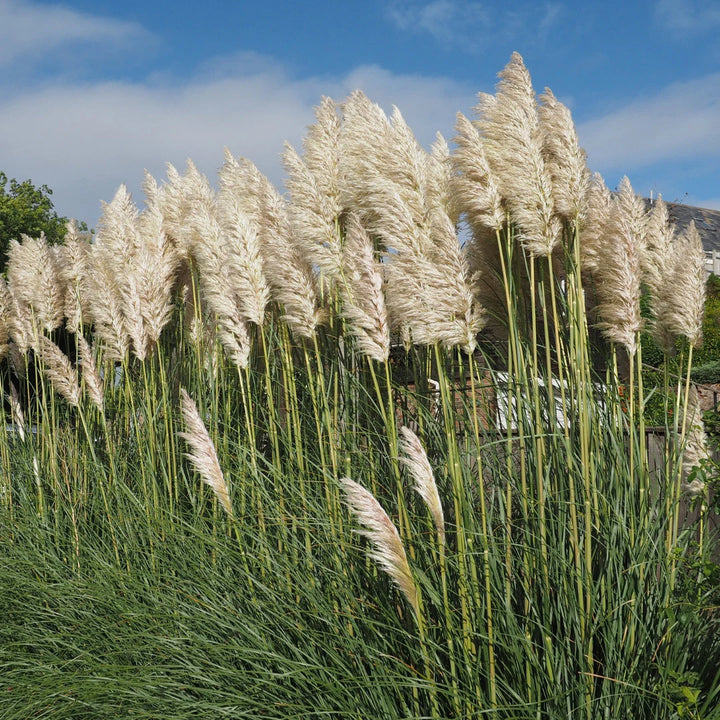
[
  {"left": 34, "top": 335, "right": 81, "bottom": 408},
  {"left": 591, "top": 176, "right": 645, "bottom": 355},
  {"left": 475, "top": 52, "right": 560, "bottom": 257},
  {"left": 340, "top": 477, "right": 418, "bottom": 616},
  {"left": 339, "top": 212, "right": 390, "bottom": 362},
  {"left": 1, "top": 52, "right": 717, "bottom": 720},
  {"left": 398, "top": 426, "right": 444, "bottom": 545},
  {"left": 178, "top": 388, "right": 233, "bottom": 517}
]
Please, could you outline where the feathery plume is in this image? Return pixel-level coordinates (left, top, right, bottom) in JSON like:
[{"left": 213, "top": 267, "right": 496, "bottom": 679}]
[
  {"left": 76, "top": 334, "right": 104, "bottom": 413},
  {"left": 475, "top": 52, "right": 560, "bottom": 256},
  {"left": 451, "top": 112, "right": 505, "bottom": 234},
  {"left": 642, "top": 196, "right": 675, "bottom": 292},
  {"left": 217, "top": 156, "right": 270, "bottom": 326},
  {"left": 538, "top": 87, "right": 590, "bottom": 224},
  {"left": 591, "top": 177, "right": 646, "bottom": 355},
  {"left": 6, "top": 283, "right": 33, "bottom": 354},
  {"left": 654, "top": 221, "right": 706, "bottom": 350},
  {"left": 133, "top": 203, "right": 181, "bottom": 352},
  {"left": 178, "top": 388, "right": 233, "bottom": 517},
  {"left": 340, "top": 477, "right": 419, "bottom": 615},
  {"left": 642, "top": 197, "right": 678, "bottom": 351},
  {"left": 283, "top": 96, "right": 345, "bottom": 278},
  {"left": 580, "top": 172, "right": 613, "bottom": 275},
  {"left": 155, "top": 161, "right": 216, "bottom": 256},
  {"left": 339, "top": 92, "right": 485, "bottom": 351},
  {"left": 398, "top": 426, "right": 445, "bottom": 546},
  {"left": 0, "top": 279, "right": 11, "bottom": 361},
  {"left": 222, "top": 152, "right": 322, "bottom": 338},
  {"left": 339, "top": 213, "right": 390, "bottom": 362},
  {"left": 681, "top": 390, "right": 710, "bottom": 492},
  {"left": 6, "top": 234, "right": 64, "bottom": 333},
  {"left": 59, "top": 220, "right": 92, "bottom": 333},
  {"left": 34, "top": 335, "right": 81, "bottom": 408},
  {"left": 189, "top": 205, "right": 251, "bottom": 369}
]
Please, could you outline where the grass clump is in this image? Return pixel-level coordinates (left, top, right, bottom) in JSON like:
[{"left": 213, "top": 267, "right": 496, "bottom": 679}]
[{"left": 0, "top": 52, "right": 718, "bottom": 719}]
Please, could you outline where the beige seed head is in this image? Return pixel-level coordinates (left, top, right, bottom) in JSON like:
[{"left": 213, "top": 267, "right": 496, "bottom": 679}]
[
  {"left": 649, "top": 220, "right": 706, "bottom": 351},
  {"left": 339, "top": 213, "right": 390, "bottom": 362},
  {"left": 178, "top": 388, "right": 233, "bottom": 517},
  {"left": 538, "top": 87, "right": 590, "bottom": 224},
  {"left": 681, "top": 390, "right": 710, "bottom": 487},
  {"left": 283, "top": 96, "right": 344, "bottom": 279},
  {"left": 398, "top": 426, "right": 445, "bottom": 546},
  {"left": 76, "top": 334, "right": 104, "bottom": 413},
  {"left": 475, "top": 52, "right": 560, "bottom": 256},
  {"left": 591, "top": 177, "right": 645, "bottom": 355},
  {"left": 34, "top": 335, "right": 81, "bottom": 408},
  {"left": 340, "top": 477, "right": 418, "bottom": 615},
  {"left": 223, "top": 153, "right": 322, "bottom": 338},
  {"left": 451, "top": 112, "right": 505, "bottom": 233},
  {"left": 6, "top": 234, "right": 64, "bottom": 334},
  {"left": 217, "top": 161, "right": 270, "bottom": 326}
]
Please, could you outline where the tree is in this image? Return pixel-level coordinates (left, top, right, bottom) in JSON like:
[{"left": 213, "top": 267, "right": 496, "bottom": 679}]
[{"left": 0, "top": 172, "right": 73, "bottom": 270}]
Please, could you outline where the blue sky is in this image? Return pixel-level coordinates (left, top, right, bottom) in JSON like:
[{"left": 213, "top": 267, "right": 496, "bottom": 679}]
[{"left": 1, "top": 0, "right": 719, "bottom": 227}]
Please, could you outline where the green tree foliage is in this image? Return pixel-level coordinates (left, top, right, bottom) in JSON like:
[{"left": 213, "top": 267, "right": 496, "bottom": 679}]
[
  {"left": 0, "top": 172, "right": 71, "bottom": 270},
  {"left": 695, "top": 273, "right": 720, "bottom": 368}
]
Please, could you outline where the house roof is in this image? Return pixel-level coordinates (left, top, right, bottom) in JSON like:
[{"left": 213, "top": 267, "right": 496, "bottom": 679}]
[{"left": 646, "top": 200, "right": 720, "bottom": 254}]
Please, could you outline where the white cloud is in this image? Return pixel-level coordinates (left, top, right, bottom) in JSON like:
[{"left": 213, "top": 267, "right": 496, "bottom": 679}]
[
  {"left": 385, "top": 0, "right": 563, "bottom": 51},
  {"left": 386, "top": 0, "right": 491, "bottom": 47},
  {"left": 578, "top": 73, "right": 720, "bottom": 172},
  {"left": 654, "top": 0, "right": 720, "bottom": 33},
  {"left": 0, "top": 0, "right": 152, "bottom": 70},
  {"left": 0, "top": 56, "right": 475, "bottom": 226}
]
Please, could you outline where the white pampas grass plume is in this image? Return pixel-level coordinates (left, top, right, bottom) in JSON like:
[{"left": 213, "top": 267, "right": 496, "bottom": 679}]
[
  {"left": 340, "top": 213, "right": 390, "bottom": 362},
  {"left": 475, "top": 52, "right": 560, "bottom": 256},
  {"left": 34, "top": 335, "right": 81, "bottom": 408},
  {"left": 538, "top": 87, "right": 590, "bottom": 224},
  {"left": 283, "top": 96, "right": 344, "bottom": 278},
  {"left": 84, "top": 244, "right": 130, "bottom": 362},
  {"left": 188, "top": 205, "right": 251, "bottom": 369},
  {"left": 451, "top": 112, "right": 505, "bottom": 233},
  {"left": 580, "top": 173, "right": 613, "bottom": 275},
  {"left": 178, "top": 388, "right": 233, "bottom": 517},
  {"left": 0, "top": 278, "right": 11, "bottom": 360},
  {"left": 654, "top": 221, "right": 706, "bottom": 349},
  {"left": 153, "top": 161, "right": 216, "bottom": 256},
  {"left": 339, "top": 92, "right": 485, "bottom": 351},
  {"left": 221, "top": 152, "right": 322, "bottom": 338},
  {"left": 340, "top": 477, "right": 419, "bottom": 615},
  {"left": 642, "top": 197, "right": 679, "bottom": 351},
  {"left": 133, "top": 203, "right": 181, "bottom": 350},
  {"left": 591, "top": 177, "right": 646, "bottom": 355},
  {"left": 642, "top": 196, "right": 674, "bottom": 291},
  {"left": 681, "top": 390, "right": 710, "bottom": 491},
  {"left": 398, "top": 426, "right": 445, "bottom": 546},
  {"left": 6, "top": 284, "right": 33, "bottom": 354},
  {"left": 6, "top": 234, "right": 64, "bottom": 333},
  {"left": 217, "top": 160, "right": 270, "bottom": 326},
  {"left": 59, "top": 220, "right": 92, "bottom": 333},
  {"left": 76, "top": 334, "right": 104, "bottom": 413}
]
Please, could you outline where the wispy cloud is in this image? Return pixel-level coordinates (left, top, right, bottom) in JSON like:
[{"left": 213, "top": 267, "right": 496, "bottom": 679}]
[
  {"left": 578, "top": 73, "right": 720, "bottom": 172},
  {"left": 386, "top": 0, "right": 490, "bottom": 47},
  {"left": 384, "top": 0, "right": 563, "bottom": 51},
  {"left": 0, "top": 54, "right": 473, "bottom": 225},
  {"left": 0, "top": 0, "right": 153, "bottom": 71},
  {"left": 654, "top": 0, "right": 720, "bottom": 33}
]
